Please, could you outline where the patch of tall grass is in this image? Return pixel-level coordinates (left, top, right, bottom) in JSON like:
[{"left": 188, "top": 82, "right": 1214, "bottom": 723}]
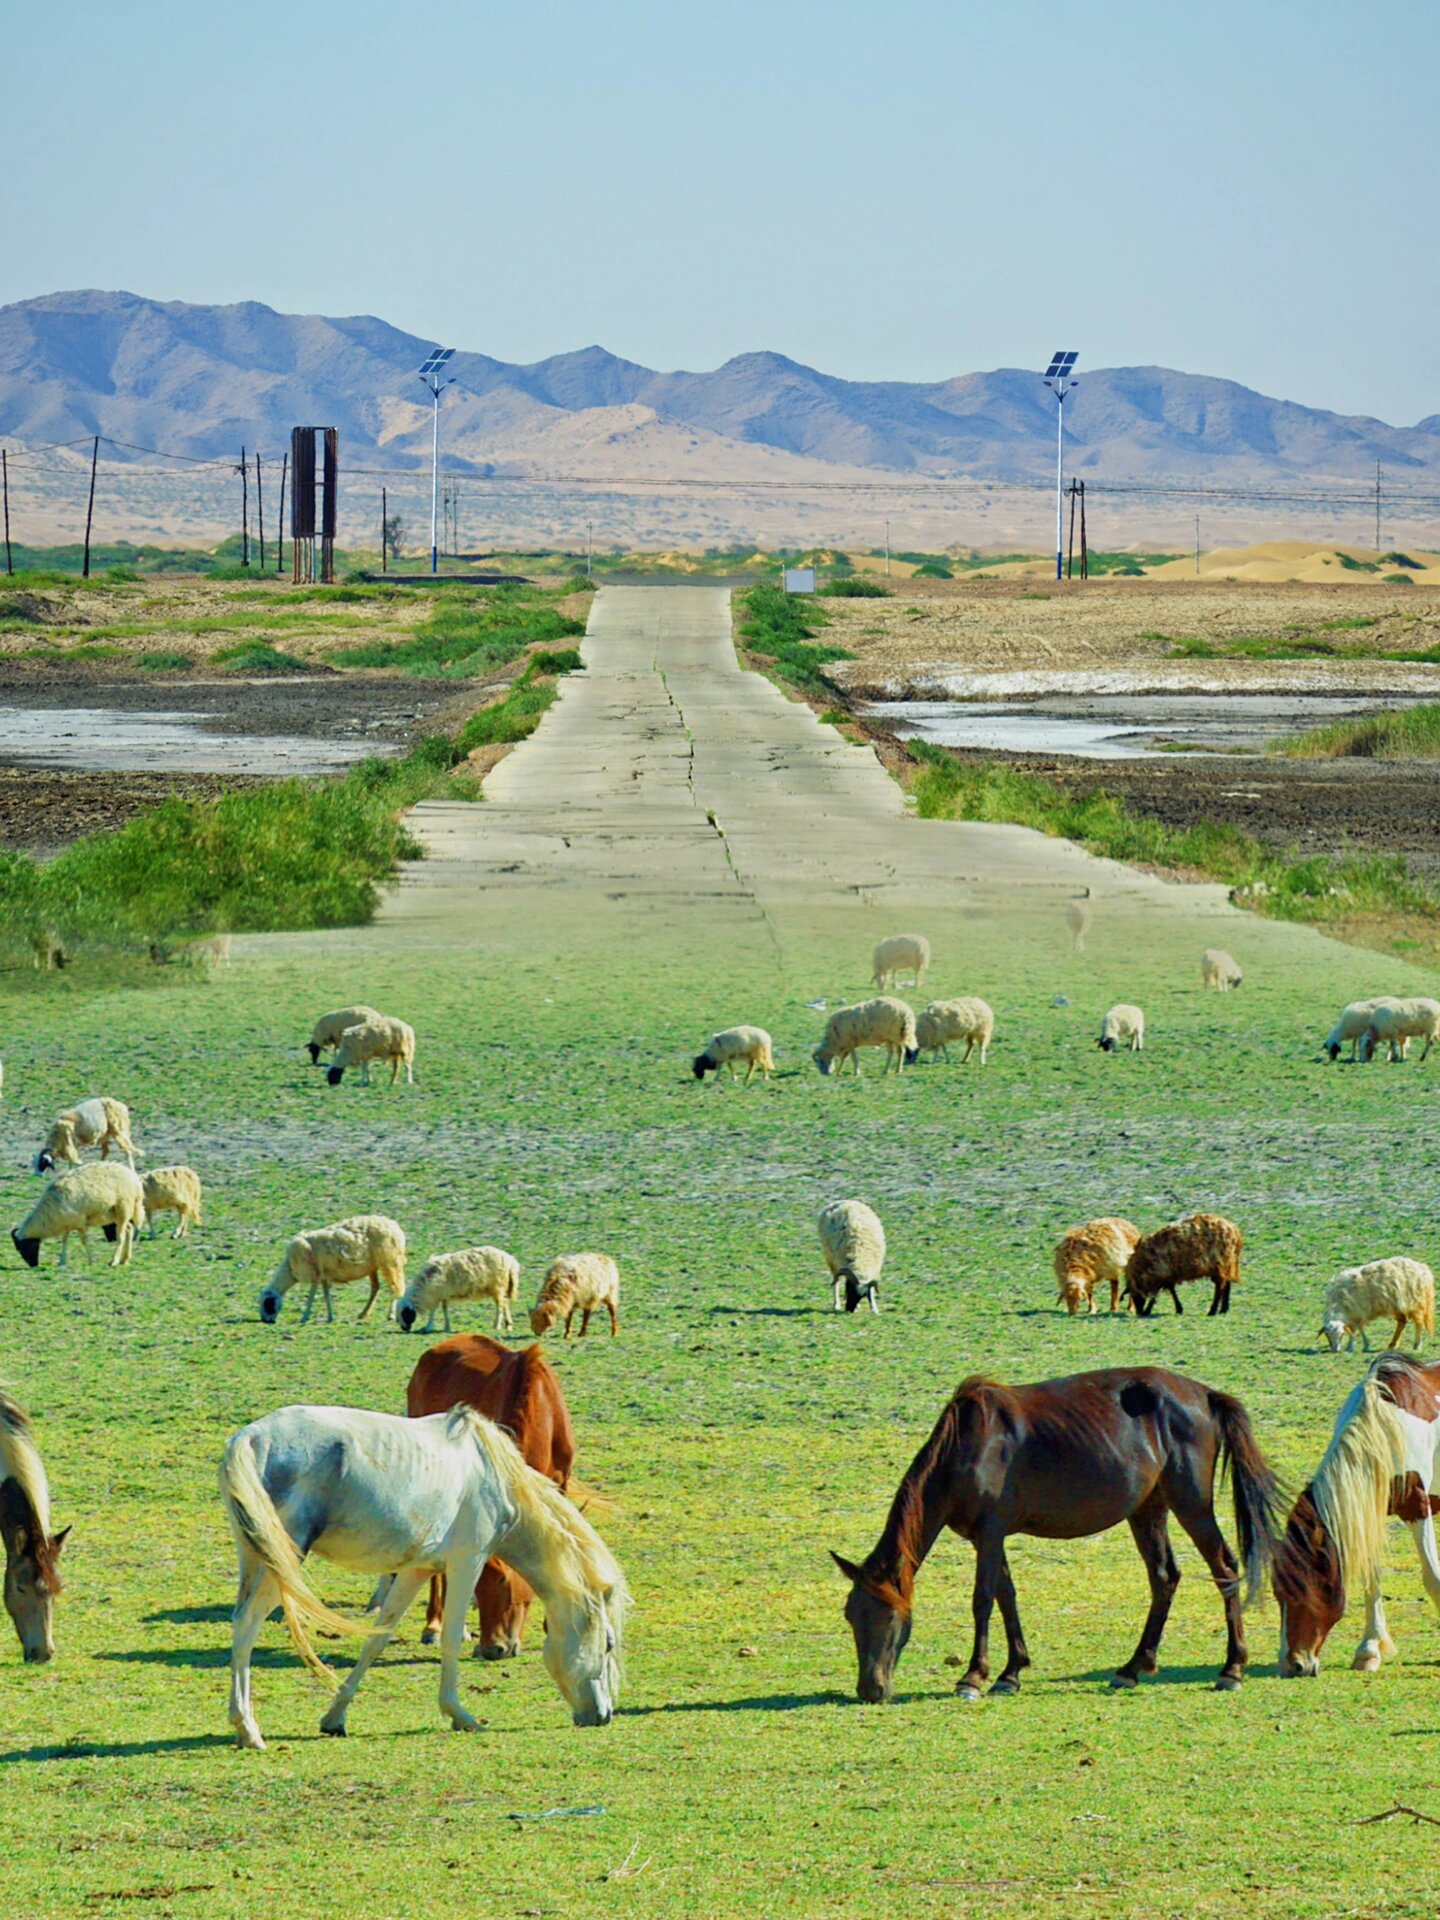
[
  {"left": 454, "top": 650, "right": 584, "bottom": 753},
  {"left": 736, "top": 584, "right": 853, "bottom": 697},
  {"left": 333, "top": 584, "right": 584, "bottom": 676},
  {"left": 1273, "top": 702, "right": 1440, "bottom": 760}
]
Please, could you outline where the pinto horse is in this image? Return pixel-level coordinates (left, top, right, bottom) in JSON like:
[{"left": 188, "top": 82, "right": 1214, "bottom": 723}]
[
  {"left": 406, "top": 1335, "right": 576, "bottom": 1659},
  {"left": 1276, "top": 1353, "right": 1440, "bottom": 1676},
  {"left": 833, "top": 1366, "right": 1281, "bottom": 1701},
  {"left": 1, "top": 1387, "right": 69, "bottom": 1663}
]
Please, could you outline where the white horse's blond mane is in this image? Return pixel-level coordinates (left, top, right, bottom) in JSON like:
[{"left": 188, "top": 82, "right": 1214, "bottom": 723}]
[
  {"left": 1311, "top": 1367, "right": 1407, "bottom": 1600},
  {"left": 0, "top": 1386, "right": 52, "bottom": 1539}
]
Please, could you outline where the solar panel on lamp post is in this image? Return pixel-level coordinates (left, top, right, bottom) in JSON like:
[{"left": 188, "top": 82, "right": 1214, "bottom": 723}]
[
  {"left": 418, "top": 347, "right": 457, "bottom": 575},
  {"left": 1043, "top": 352, "right": 1079, "bottom": 583}
]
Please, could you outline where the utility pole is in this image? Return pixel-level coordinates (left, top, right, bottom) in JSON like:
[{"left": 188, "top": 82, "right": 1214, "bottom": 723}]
[
  {"left": 2, "top": 448, "right": 11, "bottom": 575},
  {"left": 417, "top": 347, "right": 456, "bottom": 575},
  {"left": 1042, "top": 353, "right": 1079, "bottom": 583},
  {"left": 277, "top": 451, "right": 288, "bottom": 574},
  {"left": 586, "top": 519, "right": 593, "bottom": 579},
  {"left": 1065, "top": 480, "right": 1077, "bottom": 579},
  {"left": 1195, "top": 513, "right": 1200, "bottom": 577},
  {"left": 1375, "top": 461, "right": 1382, "bottom": 554},
  {"left": 238, "top": 446, "right": 249, "bottom": 566},
  {"left": 1078, "top": 480, "right": 1089, "bottom": 580},
  {"left": 255, "top": 453, "right": 265, "bottom": 570},
  {"left": 82, "top": 435, "right": 99, "bottom": 579},
  {"left": 885, "top": 517, "right": 890, "bottom": 577},
  {"left": 381, "top": 486, "right": 388, "bottom": 572}
]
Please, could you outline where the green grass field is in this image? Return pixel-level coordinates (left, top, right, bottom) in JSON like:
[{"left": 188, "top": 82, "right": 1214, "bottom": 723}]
[{"left": 3, "top": 892, "right": 1440, "bottom": 1919}]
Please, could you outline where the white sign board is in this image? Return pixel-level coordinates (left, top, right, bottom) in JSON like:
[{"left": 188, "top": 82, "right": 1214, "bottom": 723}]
[{"left": 783, "top": 567, "right": 816, "bottom": 595}]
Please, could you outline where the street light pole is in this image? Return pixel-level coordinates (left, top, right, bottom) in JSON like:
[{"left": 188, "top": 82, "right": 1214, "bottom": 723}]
[
  {"left": 417, "top": 347, "right": 456, "bottom": 577},
  {"left": 1042, "top": 352, "right": 1079, "bottom": 584}
]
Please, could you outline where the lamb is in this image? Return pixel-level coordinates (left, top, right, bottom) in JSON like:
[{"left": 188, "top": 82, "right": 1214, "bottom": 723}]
[
  {"left": 306, "top": 1005, "right": 384, "bottom": 1066},
  {"left": 11, "top": 1163, "right": 146, "bottom": 1270},
  {"left": 693, "top": 1025, "right": 775, "bottom": 1083},
  {"left": 258, "top": 1214, "right": 407, "bottom": 1326},
  {"left": 325, "top": 1016, "right": 416, "bottom": 1087},
  {"left": 817, "top": 1199, "right": 885, "bottom": 1314},
  {"left": 1124, "top": 1212, "right": 1243, "bottom": 1317},
  {"left": 1065, "top": 890, "right": 1092, "bottom": 952},
  {"left": 1200, "top": 948, "right": 1243, "bottom": 991},
  {"left": 813, "top": 997, "right": 918, "bottom": 1077},
  {"left": 1097, "top": 1004, "right": 1145, "bottom": 1053},
  {"left": 35, "top": 1098, "right": 137, "bottom": 1174},
  {"left": 871, "top": 935, "right": 930, "bottom": 992},
  {"left": 1323, "top": 998, "right": 1393, "bottom": 1062},
  {"left": 1053, "top": 1217, "right": 1142, "bottom": 1316},
  {"left": 1319, "top": 1257, "right": 1435, "bottom": 1353},
  {"left": 529, "top": 1253, "right": 620, "bottom": 1339},
  {"left": 914, "top": 996, "right": 994, "bottom": 1065},
  {"left": 1358, "top": 997, "right": 1440, "bottom": 1064},
  {"left": 141, "top": 1166, "right": 203, "bottom": 1240},
  {"left": 397, "top": 1246, "right": 521, "bottom": 1335}
]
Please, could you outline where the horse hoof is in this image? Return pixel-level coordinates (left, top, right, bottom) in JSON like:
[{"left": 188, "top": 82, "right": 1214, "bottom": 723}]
[
  {"left": 320, "top": 1721, "right": 347, "bottom": 1737},
  {"left": 420, "top": 1629, "right": 439, "bottom": 1646},
  {"left": 955, "top": 1683, "right": 983, "bottom": 1703},
  {"left": 1352, "top": 1653, "right": 1381, "bottom": 1673},
  {"left": 1109, "top": 1673, "right": 1138, "bottom": 1691},
  {"left": 989, "top": 1677, "right": 1020, "bottom": 1697},
  {"left": 1214, "top": 1675, "right": 1242, "bottom": 1692}
]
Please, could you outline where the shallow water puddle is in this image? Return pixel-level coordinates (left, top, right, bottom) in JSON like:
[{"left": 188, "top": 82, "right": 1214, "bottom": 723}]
[{"left": 0, "top": 705, "right": 391, "bottom": 775}]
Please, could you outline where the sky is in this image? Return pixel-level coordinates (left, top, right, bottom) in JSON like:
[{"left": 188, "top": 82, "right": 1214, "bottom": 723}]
[{"left": 7, "top": 0, "right": 1436, "bottom": 424}]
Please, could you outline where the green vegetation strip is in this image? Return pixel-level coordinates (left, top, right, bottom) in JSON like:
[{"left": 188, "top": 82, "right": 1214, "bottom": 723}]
[
  {"left": 737, "top": 583, "right": 854, "bottom": 697},
  {"left": 1272, "top": 700, "right": 1440, "bottom": 759},
  {"left": 333, "top": 580, "right": 588, "bottom": 676}
]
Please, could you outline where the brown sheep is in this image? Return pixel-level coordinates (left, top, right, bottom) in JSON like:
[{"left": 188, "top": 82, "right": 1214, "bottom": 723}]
[
  {"left": 1124, "top": 1212, "right": 1243, "bottom": 1318},
  {"left": 1053, "top": 1217, "right": 1142, "bottom": 1315}
]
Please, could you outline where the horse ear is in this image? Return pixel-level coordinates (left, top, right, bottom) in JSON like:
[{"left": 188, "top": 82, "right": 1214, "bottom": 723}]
[
  {"left": 51, "top": 1525, "right": 72, "bottom": 1557},
  {"left": 830, "top": 1551, "right": 862, "bottom": 1583}
]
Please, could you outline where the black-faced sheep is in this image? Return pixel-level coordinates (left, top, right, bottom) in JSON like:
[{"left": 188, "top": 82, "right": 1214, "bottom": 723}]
[
  {"left": 1320, "top": 1257, "right": 1435, "bottom": 1352},
  {"left": 306, "top": 1005, "right": 384, "bottom": 1066},
  {"left": 11, "top": 1164, "right": 146, "bottom": 1269},
  {"left": 817, "top": 1199, "right": 885, "bottom": 1314},
  {"left": 326, "top": 1016, "right": 416, "bottom": 1087},
  {"left": 693, "top": 1026, "right": 775, "bottom": 1083},
  {"left": 397, "top": 1246, "right": 521, "bottom": 1334},
  {"left": 259, "top": 1215, "right": 407, "bottom": 1325},
  {"left": 813, "top": 998, "right": 918, "bottom": 1076},
  {"left": 1097, "top": 1004, "right": 1145, "bottom": 1053},
  {"left": 34, "top": 1098, "right": 136, "bottom": 1175}
]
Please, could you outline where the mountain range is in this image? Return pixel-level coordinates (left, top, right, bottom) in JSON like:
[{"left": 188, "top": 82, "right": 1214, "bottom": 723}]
[{"left": 3, "top": 288, "right": 1439, "bottom": 494}]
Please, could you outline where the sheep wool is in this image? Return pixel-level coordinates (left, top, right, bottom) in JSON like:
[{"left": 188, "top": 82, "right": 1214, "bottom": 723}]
[
  {"left": 693, "top": 1026, "right": 775, "bottom": 1083},
  {"left": 1124, "top": 1212, "right": 1243, "bottom": 1317},
  {"left": 813, "top": 997, "right": 918, "bottom": 1077},
  {"left": 871, "top": 935, "right": 930, "bottom": 992},
  {"left": 326, "top": 1016, "right": 416, "bottom": 1087},
  {"left": 1097, "top": 1005, "right": 1145, "bottom": 1054},
  {"left": 306, "top": 1005, "right": 384, "bottom": 1065},
  {"left": 1053, "top": 1217, "right": 1142, "bottom": 1315},
  {"left": 817, "top": 1199, "right": 886, "bottom": 1314},
  {"left": 530, "top": 1253, "right": 620, "bottom": 1339},
  {"left": 141, "top": 1167, "right": 204, "bottom": 1240},
  {"left": 1358, "top": 997, "right": 1440, "bottom": 1064},
  {"left": 1200, "top": 948, "right": 1243, "bottom": 991},
  {"left": 1321, "top": 1257, "right": 1435, "bottom": 1353},
  {"left": 914, "top": 996, "right": 994, "bottom": 1066},
  {"left": 398, "top": 1245, "right": 521, "bottom": 1335},
  {"left": 35, "top": 1097, "right": 137, "bottom": 1174},
  {"left": 11, "top": 1163, "right": 146, "bottom": 1270},
  {"left": 1323, "top": 999, "right": 1391, "bottom": 1062},
  {"left": 259, "top": 1214, "right": 407, "bottom": 1326}
]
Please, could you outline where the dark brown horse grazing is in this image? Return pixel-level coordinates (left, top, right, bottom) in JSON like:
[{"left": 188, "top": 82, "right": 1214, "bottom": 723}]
[
  {"left": 406, "top": 1335, "right": 576, "bottom": 1659},
  {"left": 833, "top": 1367, "right": 1281, "bottom": 1702}
]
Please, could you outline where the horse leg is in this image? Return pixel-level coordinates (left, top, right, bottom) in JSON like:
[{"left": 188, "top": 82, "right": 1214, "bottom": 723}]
[
  {"left": 229, "top": 1560, "right": 281, "bottom": 1751},
  {"left": 422, "top": 1574, "right": 446, "bottom": 1645},
  {"left": 988, "top": 1550, "right": 1032, "bottom": 1696},
  {"left": 958, "top": 1536, "right": 1004, "bottom": 1701},
  {"left": 437, "top": 1555, "right": 487, "bottom": 1730},
  {"left": 319, "top": 1569, "right": 427, "bottom": 1736},
  {"left": 1411, "top": 1515, "right": 1440, "bottom": 1623},
  {"left": 1351, "top": 1580, "right": 1397, "bottom": 1670},
  {"left": 1170, "top": 1501, "right": 1247, "bottom": 1689},
  {"left": 1112, "top": 1498, "right": 1180, "bottom": 1689}
]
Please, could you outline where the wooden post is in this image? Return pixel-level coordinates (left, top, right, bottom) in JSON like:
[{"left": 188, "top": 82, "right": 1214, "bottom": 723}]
[
  {"left": 255, "top": 453, "right": 265, "bottom": 569},
  {"left": 2, "top": 447, "right": 11, "bottom": 575},
  {"left": 277, "top": 452, "right": 288, "bottom": 574},
  {"left": 239, "top": 447, "right": 249, "bottom": 566},
  {"left": 1065, "top": 479, "right": 1077, "bottom": 580},
  {"left": 82, "top": 435, "right": 99, "bottom": 579},
  {"left": 1078, "top": 480, "right": 1088, "bottom": 580},
  {"left": 381, "top": 486, "right": 388, "bottom": 572}
]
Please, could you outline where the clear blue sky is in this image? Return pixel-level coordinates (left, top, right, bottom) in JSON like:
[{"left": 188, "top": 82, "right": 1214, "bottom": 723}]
[{"left": 9, "top": 0, "right": 1435, "bottom": 423}]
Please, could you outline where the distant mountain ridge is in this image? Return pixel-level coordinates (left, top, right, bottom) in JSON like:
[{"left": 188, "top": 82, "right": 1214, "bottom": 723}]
[{"left": 2, "top": 288, "right": 1437, "bottom": 490}]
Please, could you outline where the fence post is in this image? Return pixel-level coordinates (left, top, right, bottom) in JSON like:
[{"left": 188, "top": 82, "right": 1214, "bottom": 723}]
[
  {"left": 255, "top": 453, "right": 265, "bottom": 569},
  {"left": 82, "top": 436, "right": 99, "bottom": 578},
  {"left": 277, "top": 452, "right": 288, "bottom": 574},
  {"left": 239, "top": 446, "right": 249, "bottom": 566},
  {"left": 2, "top": 447, "right": 11, "bottom": 575}
]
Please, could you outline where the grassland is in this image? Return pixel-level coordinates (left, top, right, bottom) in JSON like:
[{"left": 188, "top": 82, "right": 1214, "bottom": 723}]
[{"left": 1274, "top": 702, "right": 1440, "bottom": 759}]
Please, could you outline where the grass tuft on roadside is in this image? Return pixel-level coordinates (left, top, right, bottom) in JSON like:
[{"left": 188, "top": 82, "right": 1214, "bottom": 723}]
[
  {"left": 1272, "top": 701, "right": 1440, "bottom": 760},
  {"left": 736, "top": 584, "right": 854, "bottom": 697},
  {"left": 333, "top": 583, "right": 585, "bottom": 676}
]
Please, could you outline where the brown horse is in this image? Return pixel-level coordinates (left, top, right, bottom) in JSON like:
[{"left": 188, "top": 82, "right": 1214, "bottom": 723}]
[
  {"left": 406, "top": 1335, "right": 576, "bottom": 1659},
  {"left": 832, "top": 1366, "right": 1281, "bottom": 1702},
  {"left": 1, "top": 1388, "right": 69, "bottom": 1663}
]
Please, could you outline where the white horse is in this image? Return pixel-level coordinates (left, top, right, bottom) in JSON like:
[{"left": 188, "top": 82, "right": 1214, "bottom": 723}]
[
  {"left": 219, "top": 1403, "right": 627, "bottom": 1750},
  {"left": 1, "top": 1387, "right": 69, "bottom": 1663}
]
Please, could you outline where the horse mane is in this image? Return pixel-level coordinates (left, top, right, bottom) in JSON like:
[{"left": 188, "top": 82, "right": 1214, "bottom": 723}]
[
  {"left": 865, "top": 1378, "right": 1003, "bottom": 1608},
  {"left": 0, "top": 1387, "right": 56, "bottom": 1576},
  {"left": 1309, "top": 1361, "right": 1409, "bottom": 1600}
]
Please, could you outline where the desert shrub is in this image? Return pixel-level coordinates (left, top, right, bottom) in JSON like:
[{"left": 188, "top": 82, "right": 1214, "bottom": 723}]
[
  {"left": 138, "top": 651, "right": 195, "bottom": 671},
  {"left": 213, "top": 643, "right": 311, "bottom": 673},
  {"left": 819, "top": 578, "right": 890, "bottom": 598},
  {"left": 911, "top": 562, "right": 953, "bottom": 579}
]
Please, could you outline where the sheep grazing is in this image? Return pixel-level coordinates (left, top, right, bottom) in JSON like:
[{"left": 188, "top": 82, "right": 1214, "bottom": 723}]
[
  {"left": 30, "top": 931, "right": 66, "bottom": 972},
  {"left": 1358, "top": 997, "right": 1440, "bottom": 1064},
  {"left": 397, "top": 1246, "right": 521, "bottom": 1335},
  {"left": 325, "top": 1016, "right": 416, "bottom": 1087},
  {"left": 813, "top": 997, "right": 918, "bottom": 1077},
  {"left": 1320, "top": 1257, "right": 1435, "bottom": 1353},
  {"left": 817, "top": 1199, "right": 885, "bottom": 1315},
  {"left": 11, "top": 1163, "right": 146, "bottom": 1270},
  {"left": 914, "top": 996, "right": 994, "bottom": 1066},
  {"left": 35, "top": 1098, "right": 137, "bottom": 1175},
  {"left": 141, "top": 1166, "right": 203, "bottom": 1240},
  {"left": 871, "top": 935, "right": 930, "bottom": 992},
  {"left": 1053, "top": 1217, "right": 1142, "bottom": 1316},
  {"left": 1065, "top": 891, "right": 1092, "bottom": 952},
  {"left": 530, "top": 1253, "right": 620, "bottom": 1339},
  {"left": 1124, "top": 1212, "right": 1243, "bottom": 1317},
  {"left": 1097, "top": 1004, "right": 1145, "bottom": 1053},
  {"left": 693, "top": 1025, "right": 775, "bottom": 1083},
  {"left": 306, "top": 1005, "right": 384, "bottom": 1066},
  {"left": 1200, "top": 948, "right": 1243, "bottom": 991},
  {"left": 259, "top": 1214, "right": 407, "bottom": 1326},
  {"left": 1323, "top": 998, "right": 1391, "bottom": 1062}
]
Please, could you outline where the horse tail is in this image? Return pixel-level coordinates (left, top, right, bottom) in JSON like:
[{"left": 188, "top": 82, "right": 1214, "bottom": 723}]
[
  {"left": 218, "top": 1433, "right": 368, "bottom": 1685},
  {"left": 1309, "top": 1367, "right": 1407, "bottom": 1603},
  {"left": 1209, "top": 1389, "right": 1284, "bottom": 1605}
]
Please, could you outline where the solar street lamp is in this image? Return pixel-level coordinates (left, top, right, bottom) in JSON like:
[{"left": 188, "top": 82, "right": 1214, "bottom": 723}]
[
  {"left": 1043, "top": 351, "right": 1079, "bottom": 582},
  {"left": 418, "top": 347, "right": 456, "bottom": 575}
]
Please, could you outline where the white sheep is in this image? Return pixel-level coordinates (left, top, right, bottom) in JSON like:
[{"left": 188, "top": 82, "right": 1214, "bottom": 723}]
[
  {"left": 914, "top": 996, "right": 994, "bottom": 1065},
  {"left": 11, "top": 1163, "right": 146, "bottom": 1269},
  {"left": 1320, "top": 1257, "right": 1435, "bottom": 1353},
  {"left": 813, "top": 997, "right": 918, "bottom": 1077},
  {"left": 1323, "top": 999, "right": 1392, "bottom": 1062},
  {"left": 1200, "top": 948, "right": 1243, "bottom": 991},
  {"left": 871, "top": 935, "right": 930, "bottom": 992},
  {"left": 1065, "top": 891, "right": 1092, "bottom": 952},
  {"left": 1358, "top": 997, "right": 1440, "bottom": 1064},
  {"left": 817, "top": 1199, "right": 886, "bottom": 1314},
  {"left": 141, "top": 1166, "right": 203, "bottom": 1240},
  {"left": 259, "top": 1214, "right": 407, "bottom": 1325},
  {"left": 1097, "top": 1004, "right": 1145, "bottom": 1054},
  {"left": 693, "top": 1026, "right": 775, "bottom": 1083},
  {"left": 397, "top": 1245, "right": 521, "bottom": 1335},
  {"left": 1053, "top": 1217, "right": 1142, "bottom": 1315},
  {"left": 325, "top": 1016, "right": 416, "bottom": 1087},
  {"left": 530, "top": 1253, "right": 621, "bottom": 1338},
  {"left": 35, "top": 1097, "right": 137, "bottom": 1174},
  {"left": 306, "top": 1005, "right": 384, "bottom": 1066}
]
